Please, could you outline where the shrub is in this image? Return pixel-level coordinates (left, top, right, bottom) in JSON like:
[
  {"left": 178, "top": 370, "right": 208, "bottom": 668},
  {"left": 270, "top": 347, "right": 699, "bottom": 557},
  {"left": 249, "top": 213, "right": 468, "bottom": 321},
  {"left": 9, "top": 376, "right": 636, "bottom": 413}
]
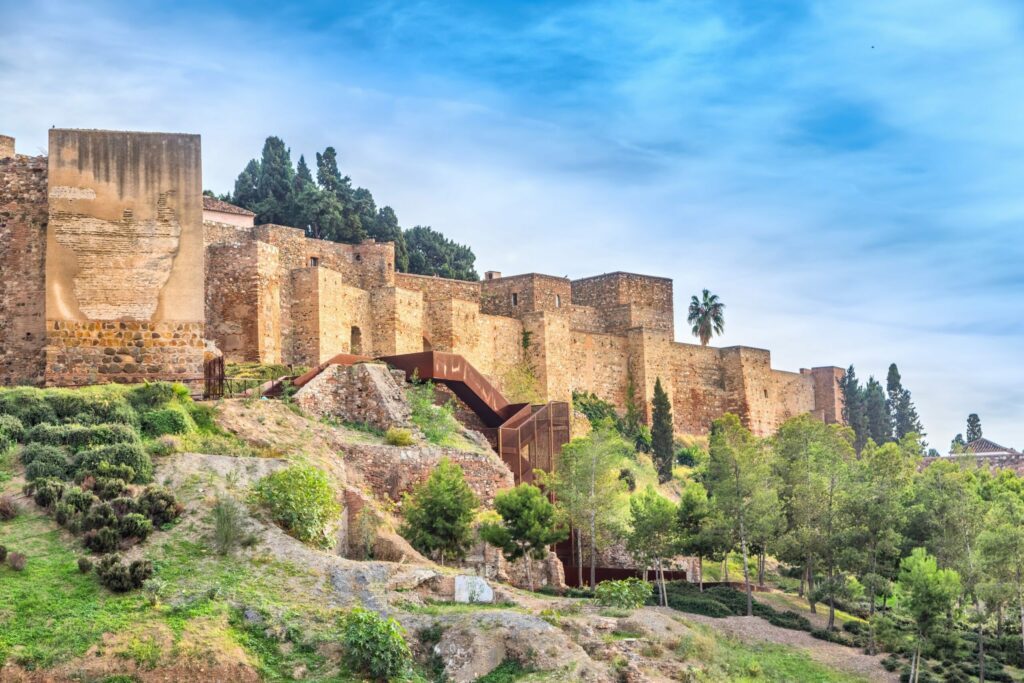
[
  {"left": 0, "top": 388, "right": 57, "bottom": 426},
  {"left": 94, "top": 477, "right": 128, "bottom": 501},
  {"left": 136, "top": 485, "right": 183, "bottom": 526},
  {"left": 8, "top": 552, "right": 26, "bottom": 571},
  {"left": 78, "top": 556, "right": 94, "bottom": 574},
  {"left": 254, "top": 464, "right": 340, "bottom": 547},
  {"left": 27, "top": 422, "right": 139, "bottom": 453},
  {"left": 83, "top": 526, "right": 120, "bottom": 554},
  {"left": 128, "top": 382, "right": 177, "bottom": 411},
  {"left": 212, "top": 495, "right": 246, "bottom": 555},
  {"left": 141, "top": 406, "right": 193, "bottom": 437},
  {"left": 0, "top": 494, "right": 18, "bottom": 521},
  {"left": 0, "top": 414, "right": 25, "bottom": 443},
  {"left": 188, "top": 402, "right": 217, "bottom": 431},
  {"left": 54, "top": 502, "right": 76, "bottom": 526},
  {"left": 27, "top": 477, "right": 65, "bottom": 508},
  {"left": 666, "top": 594, "right": 734, "bottom": 618},
  {"left": 0, "top": 545, "right": 6, "bottom": 562},
  {"left": 119, "top": 513, "right": 153, "bottom": 541},
  {"left": 96, "top": 554, "right": 153, "bottom": 592},
  {"left": 82, "top": 461, "right": 136, "bottom": 484},
  {"left": 384, "top": 427, "right": 415, "bottom": 446},
  {"left": 22, "top": 444, "right": 70, "bottom": 481},
  {"left": 109, "top": 496, "right": 137, "bottom": 516},
  {"left": 843, "top": 620, "right": 866, "bottom": 635},
  {"left": 341, "top": 607, "right": 413, "bottom": 681},
  {"left": 64, "top": 486, "right": 99, "bottom": 513},
  {"left": 143, "top": 577, "right": 167, "bottom": 606},
  {"left": 75, "top": 443, "right": 153, "bottom": 483},
  {"left": 407, "top": 381, "right": 460, "bottom": 445},
  {"left": 83, "top": 502, "right": 118, "bottom": 531},
  {"left": 595, "top": 578, "right": 653, "bottom": 610}
]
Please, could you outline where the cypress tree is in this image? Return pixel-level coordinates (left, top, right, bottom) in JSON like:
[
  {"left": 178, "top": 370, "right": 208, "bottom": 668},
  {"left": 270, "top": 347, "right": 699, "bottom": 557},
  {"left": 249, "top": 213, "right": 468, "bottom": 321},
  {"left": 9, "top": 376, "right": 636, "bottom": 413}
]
[
  {"left": 651, "top": 378, "right": 674, "bottom": 483},
  {"left": 839, "top": 365, "right": 869, "bottom": 452},
  {"left": 966, "top": 414, "right": 982, "bottom": 442},
  {"left": 864, "top": 377, "right": 892, "bottom": 445},
  {"left": 886, "top": 363, "right": 924, "bottom": 439},
  {"left": 232, "top": 158, "right": 261, "bottom": 210}
]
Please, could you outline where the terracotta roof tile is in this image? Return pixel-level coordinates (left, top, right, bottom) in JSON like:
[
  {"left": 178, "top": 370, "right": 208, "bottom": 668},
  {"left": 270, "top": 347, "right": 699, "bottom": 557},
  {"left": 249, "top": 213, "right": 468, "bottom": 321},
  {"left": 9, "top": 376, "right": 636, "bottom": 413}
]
[{"left": 202, "top": 195, "right": 255, "bottom": 216}]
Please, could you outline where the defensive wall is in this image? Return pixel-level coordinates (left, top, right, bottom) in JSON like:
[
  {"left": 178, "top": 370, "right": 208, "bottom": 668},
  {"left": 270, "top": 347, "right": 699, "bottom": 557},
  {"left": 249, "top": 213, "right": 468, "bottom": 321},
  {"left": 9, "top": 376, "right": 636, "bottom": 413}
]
[{"left": 0, "top": 127, "right": 843, "bottom": 436}]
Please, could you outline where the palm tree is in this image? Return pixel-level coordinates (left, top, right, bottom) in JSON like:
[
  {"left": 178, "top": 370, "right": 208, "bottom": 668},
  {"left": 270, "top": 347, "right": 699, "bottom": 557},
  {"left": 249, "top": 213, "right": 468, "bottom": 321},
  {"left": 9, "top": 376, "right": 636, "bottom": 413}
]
[{"left": 687, "top": 289, "right": 725, "bottom": 346}]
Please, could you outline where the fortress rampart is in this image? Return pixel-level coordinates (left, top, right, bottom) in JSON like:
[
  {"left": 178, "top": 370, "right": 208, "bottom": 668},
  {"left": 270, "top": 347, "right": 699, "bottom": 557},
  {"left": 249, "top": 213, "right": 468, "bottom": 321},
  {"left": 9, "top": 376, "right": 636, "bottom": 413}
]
[{"left": 0, "top": 128, "right": 844, "bottom": 436}]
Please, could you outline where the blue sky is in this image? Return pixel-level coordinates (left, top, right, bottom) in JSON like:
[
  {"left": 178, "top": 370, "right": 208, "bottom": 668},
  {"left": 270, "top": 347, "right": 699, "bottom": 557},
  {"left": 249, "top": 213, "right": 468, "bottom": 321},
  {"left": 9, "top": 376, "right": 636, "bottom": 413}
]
[{"left": 2, "top": 0, "right": 1022, "bottom": 448}]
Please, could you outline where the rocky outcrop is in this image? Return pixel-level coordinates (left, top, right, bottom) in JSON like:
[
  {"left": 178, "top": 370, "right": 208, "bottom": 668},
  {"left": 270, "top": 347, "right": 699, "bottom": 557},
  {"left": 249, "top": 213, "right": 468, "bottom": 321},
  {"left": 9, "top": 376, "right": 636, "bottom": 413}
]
[{"left": 294, "top": 362, "right": 411, "bottom": 431}]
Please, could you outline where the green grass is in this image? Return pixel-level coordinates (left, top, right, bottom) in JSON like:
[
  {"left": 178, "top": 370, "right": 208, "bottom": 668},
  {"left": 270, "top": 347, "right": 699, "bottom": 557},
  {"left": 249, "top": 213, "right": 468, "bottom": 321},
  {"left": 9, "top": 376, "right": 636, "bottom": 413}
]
[
  {"left": 398, "top": 599, "right": 520, "bottom": 616},
  {"left": 678, "top": 621, "right": 870, "bottom": 682}
]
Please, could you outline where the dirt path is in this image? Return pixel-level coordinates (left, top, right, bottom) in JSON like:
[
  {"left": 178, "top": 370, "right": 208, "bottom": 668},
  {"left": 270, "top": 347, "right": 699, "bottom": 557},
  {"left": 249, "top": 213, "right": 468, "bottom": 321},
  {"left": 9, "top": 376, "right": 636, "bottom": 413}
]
[{"left": 685, "top": 613, "right": 898, "bottom": 682}]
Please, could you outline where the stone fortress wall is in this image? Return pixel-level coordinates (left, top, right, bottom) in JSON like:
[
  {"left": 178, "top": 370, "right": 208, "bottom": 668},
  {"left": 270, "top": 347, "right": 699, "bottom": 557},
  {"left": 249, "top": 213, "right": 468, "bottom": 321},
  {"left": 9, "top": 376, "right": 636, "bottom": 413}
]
[{"left": 0, "top": 127, "right": 844, "bottom": 436}]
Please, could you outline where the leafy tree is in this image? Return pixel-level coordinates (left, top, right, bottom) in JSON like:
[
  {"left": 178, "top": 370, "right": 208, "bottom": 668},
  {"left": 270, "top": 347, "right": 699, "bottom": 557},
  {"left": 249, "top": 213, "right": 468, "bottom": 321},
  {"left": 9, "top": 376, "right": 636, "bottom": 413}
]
[
  {"left": 687, "top": 289, "right": 725, "bottom": 346},
  {"left": 966, "top": 413, "right": 983, "bottom": 442},
  {"left": 951, "top": 433, "right": 966, "bottom": 453},
  {"left": 543, "top": 423, "right": 629, "bottom": 587},
  {"left": 772, "top": 414, "right": 855, "bottom": 627},
  {"left": 899, "top": 548, "right": 961, "bottom": 682},
  {"left": 677, "top": 481, "right": 730, "bottom": 592},
  {"left": 650, "top": 378, "right": 674, "bottom": 483},
  {"left": 706, "top": 413, "right": 770, "bottom": 615},
  {"left": 479, "top": 483, "right": 567, "bottom": 590},
  {"left": 370, "top": 206, "right": 409, "bottom": 272},
  {"left": 400, "top": 458, "right": 479, "bottom": 565},
  {"left": 979, "top": 491, "right": 1024, "bottom": 659},
  {"left": 864, "top": 376, "right": 893, "bottom": 446},
  {"left": 232, "top": 158, "right": 261, "bottom": 211},
  {"left": 886, "top": 364, "right": 924, "bottom": 440},
  {"left": 839, "top": 365, "right": 869, "bottom": 453},
  {"left": 843, "top": 436, "right": 919, "bottom": 650},
  {"left": 405, "top": 226, "right": 479, "bottom": 281},
  {"left": 627, "top": 486, "right": 678, "bottom": 606}
]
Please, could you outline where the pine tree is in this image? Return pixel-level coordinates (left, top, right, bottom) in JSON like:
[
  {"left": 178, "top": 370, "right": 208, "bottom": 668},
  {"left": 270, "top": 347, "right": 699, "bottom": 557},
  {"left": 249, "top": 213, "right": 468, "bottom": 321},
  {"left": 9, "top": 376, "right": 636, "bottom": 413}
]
[
  {"left": 839, "top": 366, "right": 869, "bottom": 452},
  {"left": 864, "top": 377, "right": 893, "bottom": 445},
  {"left": 966, "top": 414, "right": 983, "bottom": 442},
  {"left": 479, "top": 484, "right": 567, "bottom": 591},
  {"left": 886, "top": 364, "right": 924, "bottom": 439},
  {"left": 650, "top": 378, "right": 674, "bottom": 483},
  {"left": 399, "top": 459, "right": 478, "bottom": 565},
  {"left": 951, "top": 433, "right": 966, "bottom": 453}
]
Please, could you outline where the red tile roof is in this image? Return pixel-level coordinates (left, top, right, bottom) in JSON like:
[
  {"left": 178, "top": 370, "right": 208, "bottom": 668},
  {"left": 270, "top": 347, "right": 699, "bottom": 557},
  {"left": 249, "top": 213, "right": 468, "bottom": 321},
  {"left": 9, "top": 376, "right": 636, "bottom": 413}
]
[{"left": 202, "top": 195, "right": 255, "bottom": 216}]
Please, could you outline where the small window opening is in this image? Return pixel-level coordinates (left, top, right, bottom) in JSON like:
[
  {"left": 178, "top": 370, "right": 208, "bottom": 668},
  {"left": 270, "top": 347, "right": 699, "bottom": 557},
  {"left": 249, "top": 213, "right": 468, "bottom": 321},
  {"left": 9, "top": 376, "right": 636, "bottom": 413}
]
[
  {"left": 309, "top": 256, "right": 319, "bottom": 267},
  {"left": 512, "top": 292, "right": 519, "bottom": 306},
  {"left": 763, "top": 389, "right": 769, "bottom": 399},
  {"left": 555, "top": 294, "right": 561, "bottom": 308},
  {"left": 350, "top": 326, "right": 363, "bottom": 355},
  {"left": 355, "top": 253, "right": 362, "bottom": 261}
]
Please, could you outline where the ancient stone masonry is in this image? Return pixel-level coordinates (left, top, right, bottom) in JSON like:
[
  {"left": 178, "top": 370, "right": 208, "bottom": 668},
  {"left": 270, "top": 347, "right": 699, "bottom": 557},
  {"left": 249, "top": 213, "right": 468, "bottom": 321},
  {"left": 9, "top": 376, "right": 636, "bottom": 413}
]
[
  {"left": 0, "top": 126, "right": 843, "bottom": 436},
  {"left": 294, "top": 362, "right": 412, "bottom": 431},
  {"left": 0, "top": 148, "right": 47, "bottom": 385},
  {"left": 44, "top": 129, "right": 206, "bottom": 387}
]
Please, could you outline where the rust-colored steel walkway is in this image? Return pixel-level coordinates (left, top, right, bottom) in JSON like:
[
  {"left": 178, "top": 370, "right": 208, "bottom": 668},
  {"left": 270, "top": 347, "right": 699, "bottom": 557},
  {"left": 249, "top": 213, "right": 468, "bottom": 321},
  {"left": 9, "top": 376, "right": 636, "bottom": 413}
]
[{"left": 379, "top": 351, "right": 570, "bottom": 483}]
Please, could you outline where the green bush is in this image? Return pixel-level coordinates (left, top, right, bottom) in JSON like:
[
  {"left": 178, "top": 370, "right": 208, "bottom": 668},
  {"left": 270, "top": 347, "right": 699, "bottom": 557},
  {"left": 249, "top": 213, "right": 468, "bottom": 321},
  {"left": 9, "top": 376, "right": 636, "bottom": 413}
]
[
  {"left": 25, "top": 477, "right": 65, "bottom": 508},
  {"left": 254, "top": 465, "right": 340, "bottom": 547},
  {"left": 74, "top": 443, "right": 153, "bottom": 483},
  {"left": 341, "top": 607, "right": 413, "bottom": 681},
  {"left": 0, "top": 388, "right": 57, "bottom": 426},
  {"left": 77, "top": 556, "right": 93, "bottom": 574},
  {"left": 83, "top": 502, "right": 118, "bottom": 531},
  {"left": 83, "top": 526, "right": 120, "bottom": 553},
  {"left": 82, "top": 461, "right": 136, "bottom": 484},
  {"left": 407, "top": 381, "right": 460, "bottom": 446},
  {"left": 53, "top": 502, "right": 76, "bottom": 526},
  {"left": 119, "top": 513, "right": 153, "bottom": 541},
  {"left": 187, "top": 403, "right": 217, "bottom": 431},
  {"left": 384, "top": 427, "right": 415, "bottom": 446},
  {"left": 109, "top": 496, "right": 137, "bottom": 516},
  {"left": 25, "top": 447, "right": 71, "bottom": 481},
  {"left": 21, "top": 442, "right": 68, "bottom": 467},
  {"left": 27, "top": 423, "right": 138, "bottom": 453},
  {"left": 212, "top": 495, "right": 247, "bottom": 555},
  {"left": 128, "top": 382, "right": 179, "bottom": 411},
  {"left": 595, "top": 578, "right": 653, "bottom": 609},
  {"left": 0, "top": 495, "right": 18, "bottom": 521},
  {"left": 0, "top": 414, "right": 25, "bottom": 443},
  {"left": 141, "top": 406, "right": 193, "bottom": 437},
  {"left": 136, "top": 485, "right": 182, "bottom": 527},
  {"left": 93, "top": 477, "right": 128, "bottom": 501},
  {"left": 96, "top": 554, "right": 153, "bottom": 592}
]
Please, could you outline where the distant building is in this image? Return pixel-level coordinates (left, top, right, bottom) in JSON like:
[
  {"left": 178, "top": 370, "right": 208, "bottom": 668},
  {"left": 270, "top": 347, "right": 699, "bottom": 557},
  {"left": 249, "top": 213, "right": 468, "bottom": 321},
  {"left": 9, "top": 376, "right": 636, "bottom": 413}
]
[
  {"left": 921, "top": 437, "right": 1024, "bottom": 476},
  {"left": 950, "top": 438, "right": 1021, "bottom": 458},
  {"left": 202, "top": 195, "right": 255, "bottom": 228}
]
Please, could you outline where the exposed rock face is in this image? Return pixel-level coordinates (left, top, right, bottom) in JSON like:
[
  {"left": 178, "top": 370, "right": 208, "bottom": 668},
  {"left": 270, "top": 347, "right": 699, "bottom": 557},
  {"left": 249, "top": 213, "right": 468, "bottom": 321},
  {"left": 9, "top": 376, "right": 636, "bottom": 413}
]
[{"left": 294, "top": 362, "right": 411, "bottom": 430}]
